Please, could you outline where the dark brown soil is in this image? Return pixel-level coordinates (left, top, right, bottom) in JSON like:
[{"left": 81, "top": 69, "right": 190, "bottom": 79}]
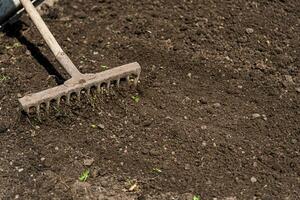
[{"left": 0, "top": 0, "right": 299, "bottom": 199}]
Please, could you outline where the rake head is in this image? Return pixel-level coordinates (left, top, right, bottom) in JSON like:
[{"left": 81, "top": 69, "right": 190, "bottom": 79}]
[{"left": 19, "top": 62, "right": 141, "bottom": 115}]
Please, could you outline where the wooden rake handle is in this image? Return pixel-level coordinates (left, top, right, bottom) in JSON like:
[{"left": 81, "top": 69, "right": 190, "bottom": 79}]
[{"left": 19, "top": 0, "right": 83, "bottom": 78}]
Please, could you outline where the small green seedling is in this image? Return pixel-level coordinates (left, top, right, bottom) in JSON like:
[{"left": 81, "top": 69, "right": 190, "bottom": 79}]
[
  {"left": 100, "top": 65, "right": 108, "bottom": 69},
  {"left": 193, "top": 195, "right": 200, "bottom": 200},
  {"left": 5, "top": 42, "right": 22, "bottom": 50},
  {"left": 131, "top": 95, "right": 140, "bottom": 103},
  {"left": 0, "top": 75, "right": 10, "bottom": 82},
  {"left": 91, "top": 124, "right": 97, "bottom": 128},
  {"left": 79, "top": 169, "right": 90, "bottom": 182},
  {"left": 152, "top": 168, "right": 162, "bottom": 173}
]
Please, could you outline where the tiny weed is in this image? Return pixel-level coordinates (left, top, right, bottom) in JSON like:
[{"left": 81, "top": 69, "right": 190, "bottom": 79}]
[
  {"left": 193, "top": 195, "right": 200, "bottom": 200},
  {"left": 152, "top": 168, "right": 162, "bottom": 173},
  {"left": 79, "top": 169, "right": 90, "bottom": 182},
  {"left": 131, "top": 95, "right": 140, "bottom": 103},
  {"left": 13, "top": 43, "right": 22, "bottom": 48},
  {"left": 5, "top": 42, "right": 22, "bottom": 50},
  {"left": 0, "top": 75, "right": 10, "bottom": 82},
  {"left": 100, "top": 65, "right": 108, "bottom": 69}
]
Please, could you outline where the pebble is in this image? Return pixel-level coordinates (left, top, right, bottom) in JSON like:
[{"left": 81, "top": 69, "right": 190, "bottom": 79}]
[
  {"left": 295, "top": 87, "right": 300, "bottom": 93},
  {"left": 262, "top": 114, "right": 267, "bottom": 121},
  {"left": 54, "top": 146, "right": 59, "bottom": 151},
  {"left": 100, "top": 179, "right": 109, "bottom": 188},
  {"left": 41, "top": 157, "right": 46, "bottom": 161},
  {"left": 83, "top": 158, "right": 94, "bottom": 166},
  {"left": 18, "top": 168, "right": 24, "bottom": 173},
  {"left": 202, "top": 141, "right": 207, "bottom": 147},
  {"left": 91, "top": 167, "right": 100, "bottom": 178},
  {"left": 291, "top": 139, "right": 297, "bottom": 144},
  {"left": 183, "top": 116, "right": 188, "bottom": 120},
  {"left": 284, "top": 75, "right": 294, "bottom": 85},
  {"left": 184, "top": 164, "right": 191, "bottom": 170},
  {"left": 252, "top": 113, "right": 261, "bottom": 119},
  {"left": 251, "top": 176, "right": 257, "bottom": 183},
  {"left": 0, "top": 126, "right": 7, "bottom": 133},
  {"left": 17, "top": 93, "right": 22, "bottom": 98},
  {"left": 246, "top": 28, "right": 254, "bottom": 34},
  {"left": 97, "top": 124, "right": 105, "bottom": 129},
  {"left": 201, "top": 125, "right": 207, "bottom": 130},
  {"left": 149, "top": 149, "right": 160, "bottom": 156},
  {"left": 187, "top": 73, "right": 192, "bottom": 78},
  {"left": 253, "top": 162, "right": 258, "bottom": 167},
  {"left": 213, "top": 103, "right": 221, "bottom": 108}
]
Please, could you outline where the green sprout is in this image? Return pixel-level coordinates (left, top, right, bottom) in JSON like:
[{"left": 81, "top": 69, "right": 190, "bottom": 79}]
[
  {"left": 0, "top": 75, "right": 10, "bottom": 82},
  {"left": 91, "top": 124, "right": 97, "bottom": 128},
  {"left": 193, "top": 195, "right": 200, "bottom": 200},
  {"left": 152, "top": 168, "right": 162, "bottom": 173},
  {"left": 100, "top": 65, "right": 108, "bottom": 69},
  {"left": 131, "top": 95, "right": 140, "bottom": 103},
  {"left": 79, "top": 169, "right": 90, "bottom": 182}
]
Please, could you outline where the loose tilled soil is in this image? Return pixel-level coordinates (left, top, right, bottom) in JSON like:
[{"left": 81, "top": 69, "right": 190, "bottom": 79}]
[{"left": 0, "top": 0, "right": 299, "bottom": 199}]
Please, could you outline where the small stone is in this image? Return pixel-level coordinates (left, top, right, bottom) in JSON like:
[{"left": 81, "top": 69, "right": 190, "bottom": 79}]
[
  {"left": 143, "top": 119, "right": 153, "bottom": 127},
  {"left": 201, "top": 125, "right": 207, "bottom": 130},
  {"left": 100, "top": 179, "right": 109, "bottom": 187},
  {"left": 72, "top": 180, "right": 91, "bottom": 192},
  {"left": 252, "top": 113, "right": 260, "bottom": 119},
  {"left": 149, "top": 149, "right": 160, "bottom": 156},
  {"left": 17, "top": 93, "right": 22, "bottom": 98},
  {"left": 295, "top": 87, "right": 300, "bottom": 93},
  {"left": 253, "top": 162, "right": 257, "bottom": 167},
  {"left": 183, "top": 116, "right": 188, "bottom": 120},
  {"left": 202, "top": 141, "right": 207, "bottom": 147},
  {"left": 262, "top": 114, "right": 267, "bottom": 121},
  {"left": 0, "top": 125, "right": 7, "bottom": 133},
  {"left": 251, "top": 176, "right": 257, "bottom": 183},
  {"left": 18, "top": 168, "right": 24, "bottom": 172},
  {"left": 184, "top": 164, "right": 191, "bottom": 170},
  {"left": 225, "top": 197, "right": 237, "bottom": 200},
  {"left": 97, "top": 124, "right": 105, "bottom": 129},
  {"left": 187, "top": 73, "right": 192, "bottom": 78},
  {"left": 284, "top": 75, "right": 294, "bottom": 85},
  {"left": 291, "top": 139, "right": 297, "bottom": 144},
  {"left": 199, "top": 97, "right": 208, "bottom": 104},
  {"left": 41, "top": 157, "right": 46, "bottom": 161},
  {"left": 84, "top": 158, "right": 94, "bottom": 166},
  {"left": 91, "top": 167, "right": 100, "bottom": 178},
  {"left": 213, "top": 103, "right": 221, "bottom": 108},
  {"left": 15, "top": 194, "right": 20, "bottom": 199},
  {"left": 54, "top": 146, "right": 59, "bottom": 151},
  {"left": 246, "top": 28, "right": 254, "bottom": 34}
]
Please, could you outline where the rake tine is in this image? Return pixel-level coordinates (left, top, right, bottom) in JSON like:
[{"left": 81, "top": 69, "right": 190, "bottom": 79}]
[
  {"left": 46, "top": 101, "right": 50, "bottom": 113},
  {"left": 57, "top": 97, "right": 61, "bottom": 107},
  {"left": 97, "top": 84, "right": 101, "bottom": 93},
  {"left": 77, "top": 91, "right": 81, "bottom": 101},
  {"left": 134, "top": 75, "right": 139, "bottom": 86}
]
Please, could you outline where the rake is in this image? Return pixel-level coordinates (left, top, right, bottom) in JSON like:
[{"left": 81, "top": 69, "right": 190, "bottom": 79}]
[{"left": 3, "top": 0, "right": 141, "bottom": 115}]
